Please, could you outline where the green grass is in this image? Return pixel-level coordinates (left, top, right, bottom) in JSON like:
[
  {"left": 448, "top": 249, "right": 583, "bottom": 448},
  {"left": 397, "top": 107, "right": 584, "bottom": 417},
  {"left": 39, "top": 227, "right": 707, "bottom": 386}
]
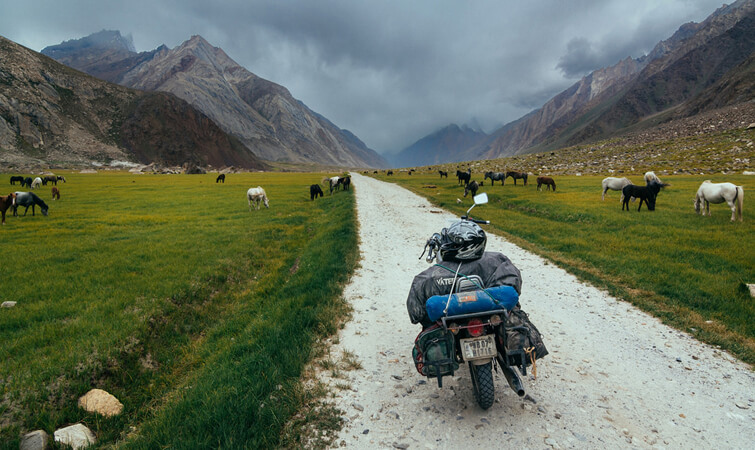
[
  {"left": 0, "top": 171, "right": 358, "bottom": 448},
  {"left": 374, "top": 172, "right": 755, "bottom": 365}
]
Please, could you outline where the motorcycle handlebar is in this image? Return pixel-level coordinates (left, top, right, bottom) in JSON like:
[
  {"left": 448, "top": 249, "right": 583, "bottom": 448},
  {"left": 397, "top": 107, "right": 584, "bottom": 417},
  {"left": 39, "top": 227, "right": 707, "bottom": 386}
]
[{"left": 461, "top": 216, "right": 489, "bottom": 225}]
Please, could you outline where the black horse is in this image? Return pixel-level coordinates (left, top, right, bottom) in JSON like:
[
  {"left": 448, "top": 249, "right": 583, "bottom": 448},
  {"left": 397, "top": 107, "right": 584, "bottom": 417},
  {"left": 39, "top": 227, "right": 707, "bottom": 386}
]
[
  {"left": 484, "top": 171, "right": 505, "bottom": 186},
  {"left": 464, "top": 180, "right": 479, "bottom": 197},
  {"left": 216, "top": 174, "right": 226, "bottom": 183},
  {"left": 310, "top": 184, "right": 324, "bottom": 200},
  {"left": 505, "top": 171, "right": 528, "bottom": 186},
  {"left": 22, "top": 177, "right": 33, "bottom": 188},
  {"left": 10, "top": 176, "right": 24, "bottom": 185},
  {"left": 457, "top": 169, "right": 471, "bottom": 186},
  {"left": 340, "top": 176, "right": 351, "bottom": 190},
  {"left": 13, "top": 191, "right": 49, "bottom": 216},
  {"left": 622, "top": 181, "right": 666, "bottom": 211},
  {"left": 439, "top": 170, "right": 448, "bottom": 179}
]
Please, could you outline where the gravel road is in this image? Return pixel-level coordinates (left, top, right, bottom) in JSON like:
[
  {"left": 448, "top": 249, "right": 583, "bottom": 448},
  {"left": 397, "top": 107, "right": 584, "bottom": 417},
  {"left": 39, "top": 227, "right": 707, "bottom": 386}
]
[{"left": 319, "top": 173, "right": 754, "bottom": 449}]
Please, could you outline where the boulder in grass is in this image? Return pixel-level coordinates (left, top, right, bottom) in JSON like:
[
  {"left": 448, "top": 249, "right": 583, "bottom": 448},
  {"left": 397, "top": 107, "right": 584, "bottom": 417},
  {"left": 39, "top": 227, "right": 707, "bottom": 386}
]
[
  {"left": 54, "top": 423, "right": 96, "bottom": 449},
  {"left": 1, "top": 301, "right": 16, "bottom": 308},
  {"left": 78, "top": 388, "right": 124, "bottom": 417},
  {"left": 20, "top": 430, "right": 48, "bottom": 450}
]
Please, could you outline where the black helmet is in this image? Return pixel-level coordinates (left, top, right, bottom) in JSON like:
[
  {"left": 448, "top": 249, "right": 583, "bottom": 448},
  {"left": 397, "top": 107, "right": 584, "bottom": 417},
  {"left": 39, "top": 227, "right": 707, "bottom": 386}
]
[{"left": 439, "top": 221, "right": 486, "bottom": 261}]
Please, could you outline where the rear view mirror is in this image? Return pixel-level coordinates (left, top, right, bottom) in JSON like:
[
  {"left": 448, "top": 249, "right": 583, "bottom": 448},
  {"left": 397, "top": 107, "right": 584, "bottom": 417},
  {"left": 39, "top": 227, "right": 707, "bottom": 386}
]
[{"left": 473, "top": 193, "right": 488, "bottom": 205}]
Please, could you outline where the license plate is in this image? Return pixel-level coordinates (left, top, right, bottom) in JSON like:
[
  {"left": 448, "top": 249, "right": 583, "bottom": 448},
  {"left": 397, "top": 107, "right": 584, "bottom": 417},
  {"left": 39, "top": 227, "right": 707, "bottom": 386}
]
[{"left": 460, "top": 335, "right": 496, "bottom": 361}]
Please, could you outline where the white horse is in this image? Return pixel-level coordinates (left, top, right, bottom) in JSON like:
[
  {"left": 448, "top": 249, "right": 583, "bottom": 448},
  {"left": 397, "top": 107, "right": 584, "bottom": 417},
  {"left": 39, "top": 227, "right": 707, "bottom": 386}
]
[
  {"left": 644, "top": 171, "right": 662, "bottom": 184},
  {"left": 247, "top": 186, "right": 269, "bottom": 211},
  {"left": 694, "top": 180, "right": 744, "bottom": 222},
  {"left": 322, "top": 176, "right": 342, "bottom": 195},
  {"left": 601, "top": 177, "right": 632, "bottom": 201},
  {"left": 31, "top": 177, "right": 43, "bottom": 189}
]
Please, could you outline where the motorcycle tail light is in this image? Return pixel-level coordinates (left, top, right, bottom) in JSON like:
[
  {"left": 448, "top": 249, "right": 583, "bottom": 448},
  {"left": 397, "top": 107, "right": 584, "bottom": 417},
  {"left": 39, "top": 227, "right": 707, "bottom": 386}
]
[
  {"left": 489, "top": 315, "right": 502, "bottom": 326},
  {"left": 467, "top": 318, "right": 484, "bottom": 337}
]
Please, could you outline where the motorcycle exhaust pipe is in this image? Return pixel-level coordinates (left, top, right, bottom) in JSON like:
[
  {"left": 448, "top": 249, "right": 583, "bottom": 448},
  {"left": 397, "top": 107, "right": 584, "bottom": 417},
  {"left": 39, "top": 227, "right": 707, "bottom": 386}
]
[{"left": 501, "top": 365, "right": 525, "bottom": 397}]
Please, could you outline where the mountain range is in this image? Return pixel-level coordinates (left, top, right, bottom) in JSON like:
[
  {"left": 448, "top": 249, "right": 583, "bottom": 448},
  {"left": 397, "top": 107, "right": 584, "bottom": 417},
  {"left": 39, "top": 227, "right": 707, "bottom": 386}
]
[
  {"left": 392, "top": 0, "right": 755, "bottom": 167},
  {"left": 40, "top": 31, "right": 387, "bottom": 169}
]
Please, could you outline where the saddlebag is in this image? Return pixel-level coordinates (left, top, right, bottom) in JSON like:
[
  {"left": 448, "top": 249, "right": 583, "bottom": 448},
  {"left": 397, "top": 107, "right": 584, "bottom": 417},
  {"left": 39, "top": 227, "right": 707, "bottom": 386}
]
[
  {"left": 502, "top": 306, "right": 548, "bottom": 373},
  {"left": 412, "top": 324, "right": 458, "bottom": 386}
]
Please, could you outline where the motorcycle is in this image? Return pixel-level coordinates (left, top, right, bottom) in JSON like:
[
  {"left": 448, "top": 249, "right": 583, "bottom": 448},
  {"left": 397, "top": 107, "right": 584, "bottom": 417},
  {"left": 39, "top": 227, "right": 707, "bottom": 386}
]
[{"left": 412, "top": 192, "right": 533, "bottom": 409}]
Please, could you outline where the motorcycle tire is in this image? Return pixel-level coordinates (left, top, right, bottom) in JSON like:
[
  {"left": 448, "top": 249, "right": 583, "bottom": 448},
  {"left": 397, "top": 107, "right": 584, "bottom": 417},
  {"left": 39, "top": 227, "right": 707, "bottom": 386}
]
[{"left": 469, "top": 361, "right": 495, "bottom": 409}]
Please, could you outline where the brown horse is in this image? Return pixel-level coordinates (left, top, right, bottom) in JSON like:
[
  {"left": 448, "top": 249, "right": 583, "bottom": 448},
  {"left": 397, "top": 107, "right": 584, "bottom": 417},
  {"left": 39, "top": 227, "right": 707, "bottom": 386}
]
[
  {"left": 537, "top": 176, "right": 556, "bottom": 191},
  {"left": 51, "top": 186, "right": 60, "bottom": 200},
  {"left": 506, "top": 171, "right": 528, "bottom": 186},
  {"left": 0, "top": 193, "right": 16, "bottom": 224}
]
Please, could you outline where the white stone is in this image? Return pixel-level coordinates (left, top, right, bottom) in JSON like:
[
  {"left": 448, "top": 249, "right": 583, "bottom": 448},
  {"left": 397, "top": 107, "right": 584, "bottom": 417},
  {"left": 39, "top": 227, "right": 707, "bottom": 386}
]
[
  {"left": 78, "top": 388, "right": 124, "bottom": 417},
  {"left": 20, "top": 430, "right": 48, "bottom": 450},
  {"left": 1, "top": 301, "right": 16, "bottom": 308},
  {"left": 54, "top": 423, "right": 96, "bottom": 449}
]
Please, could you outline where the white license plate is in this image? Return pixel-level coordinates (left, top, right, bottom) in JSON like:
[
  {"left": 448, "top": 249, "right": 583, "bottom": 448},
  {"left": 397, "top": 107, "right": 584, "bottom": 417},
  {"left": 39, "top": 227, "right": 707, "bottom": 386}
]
[{"left": 460, "top": 335, "right": 496, "bottom": 361}]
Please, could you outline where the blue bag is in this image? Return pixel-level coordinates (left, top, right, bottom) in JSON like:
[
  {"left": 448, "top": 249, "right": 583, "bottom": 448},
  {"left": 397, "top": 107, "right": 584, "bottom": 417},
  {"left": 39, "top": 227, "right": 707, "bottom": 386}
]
[{"left": 425, "top": 285, "right": 519, "bottom": 321}]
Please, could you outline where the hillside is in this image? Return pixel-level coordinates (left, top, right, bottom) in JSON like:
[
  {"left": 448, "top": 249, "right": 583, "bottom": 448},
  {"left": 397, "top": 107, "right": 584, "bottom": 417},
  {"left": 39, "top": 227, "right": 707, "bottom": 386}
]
[
  {"left": 42, "top": 32, "right": 388, "bottom": 168},
  {"left": 0, "top": 37, "right": 267, "bottom": 171}
]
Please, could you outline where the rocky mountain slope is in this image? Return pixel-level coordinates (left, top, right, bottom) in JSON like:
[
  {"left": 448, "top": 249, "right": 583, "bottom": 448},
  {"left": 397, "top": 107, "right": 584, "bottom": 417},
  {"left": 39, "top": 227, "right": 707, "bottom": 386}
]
[
  {"left": 42, "top": 32, "right": 388, "bottom": 168},
  {"left": 396, "top": 0, "right": 755, "bottom": 168},
  {"left": 0, "top": 37, "right": 267, "bottom": 171}
]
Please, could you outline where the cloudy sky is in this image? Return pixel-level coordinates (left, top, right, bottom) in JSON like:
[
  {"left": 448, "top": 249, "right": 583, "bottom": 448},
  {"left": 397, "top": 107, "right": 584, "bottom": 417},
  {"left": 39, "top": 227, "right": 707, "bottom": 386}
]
[{"left": 0, "top": 0, "right": 727, "bottom": 154}]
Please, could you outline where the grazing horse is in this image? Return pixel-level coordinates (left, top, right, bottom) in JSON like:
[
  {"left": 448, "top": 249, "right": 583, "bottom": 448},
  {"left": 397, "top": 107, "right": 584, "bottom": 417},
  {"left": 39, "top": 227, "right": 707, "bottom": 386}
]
[
  {"left": 10, "top": 176, "right": 24, "bottom": 185},
  {"left": 57, "top": 175, "right": 66, "bottom": 183},
  {"left": 439, "top": 170, "right": 448, "bottom": 179},
  {"left": 457, "top": 169, "right": 471, "bottom": 186},
  {"left": 602, "top": 177, "right": 632, "bottom": 201},
  {"left": 42, "top": 175, "right": 57, "bottom": 185},
  {"left": 694, "top": 180, "right": 744, "bottom": 222},
  {"left": 644, "top": 171, "right": 662, "bottom": 184},
  {"left": 22, "top": 177, "right": 33, "bottom": 188},
  {"left": 51, "top": 186, "right": 60, "bottom": 200},
  {"left": 310, "top": 184, "right": 324, "bottom": 200},
  {"left": 340, "top": 176, "right": 351, "bottom": 190},
  {"left": 463, "top": 180, "right": 479, "bottom": 198},
  {"left": 31, "top": 177, "right": 43, "bottom": 189},
  {"left": 506, "top": 171, "right": 528, "bottom": 186},
  {"left": 323, "top": 176, "right": 342, "bottom": 194},
  {"left": 0, "top": 193, "right": 16, "bottom": 224},
  {"left": 484, "top": 171, "right": 505, "bottom": 186},
  {"left": 387, "top": 170, "right": 393, "bottom": 176},
  {"left": 622, "top": 181, "right": 666, "bottom": 212},
  {"left": 13, "top": 191, "right": 49, "bottom": 216},
  {"left": 216, "top": 174, "right": 226, "bottom": 183},
  {"left": 247, "top": 186, "right": 269, "bottom": 210},
  {"left": 537, "top": 176, "right": 556, "bottom": 191}
]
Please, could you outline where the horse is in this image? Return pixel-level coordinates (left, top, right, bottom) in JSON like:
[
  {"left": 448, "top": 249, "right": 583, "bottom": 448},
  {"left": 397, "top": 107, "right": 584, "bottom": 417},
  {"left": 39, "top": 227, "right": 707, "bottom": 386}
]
[
  {"left": 31, "top": 177, "right": 43, "bottom": 189},
  {"left": 602, "top": 177, "right": 632, "bottom": 201},
  {"left": 22, "top": 177, "right": 33, "bottom": 188},
  {"left": 51, "top": 186, "right": 60, "bottom": 200},
  {"left": 247, "top": 186, "right": 269, "bottom": 210},
  {"left": 694, "top": 180, "right": 744, "bottom": 222},
  {"left": 387, "top": 170, "right": 393, "bottom": 176},
  {"left": 644, "top": 171, "right": 662, "bottom": 184},
  {"left": 484, "top": 171, "right": 505, "bottom": 186},
  {"left": 340, "top": 176, "right": 351, "bottom": 190},
  {"left": 216, "top": 174, "right": 226, "bottom": 183},
  {"left": 323, "top": 176, "right": 342, "bottom": 194},
  {"left": 10, "top": 176, "right": 24, "bottom": 185},
  {"left": 13, "top": 191, "right": 49, "bottom": 216},
  {"left": 622, "top": 181, "right": 666, "bottom": 212},
  {"left": 439, "top": 170, "right": 448, "bottom": 179},
  {"left": 537, "top": 176, "right": 556, "bottom": 191},
  {"left": 506, "top": 171, "right": 528, "bottom": 186},
  {"left": 457, "top": 169, "right": 471, "bottom": 186},
  {"left": 463, "top": 180, "right": 479, "bottom": 197},
  {"left": 57, "top": 175, "right": 66, "bottom": 183},
  {"left": 42, "top": 175, "right": 57, "bottom": 185},
  {"left": 0, "top": 193, "right": 16, "bottom": 224},
  {"left": 310, "top": 184, "right": 324, "bottom": 200}
]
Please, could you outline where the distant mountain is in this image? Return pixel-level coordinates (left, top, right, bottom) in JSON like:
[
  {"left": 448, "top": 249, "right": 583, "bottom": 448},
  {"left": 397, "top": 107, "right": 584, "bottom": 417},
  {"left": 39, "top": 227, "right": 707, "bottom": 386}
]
[
  {"left": 0, "top": 36, "right": 267, "bottom": 170},
  {"left": 42, "top": 31, "right": 388, "bottom": 168},
  {"left": 391, "top": 124, "right": 488, "bottom": 167},
  {"left": 404, "top": 0, "right": 755, "bottom": 164}
]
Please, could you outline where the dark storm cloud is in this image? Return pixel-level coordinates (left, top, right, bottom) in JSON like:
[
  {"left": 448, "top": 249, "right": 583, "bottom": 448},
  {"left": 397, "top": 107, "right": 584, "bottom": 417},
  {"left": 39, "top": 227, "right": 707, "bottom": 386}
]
[{"left": 0, "top": 0, "right": 728, "bottom": 153}]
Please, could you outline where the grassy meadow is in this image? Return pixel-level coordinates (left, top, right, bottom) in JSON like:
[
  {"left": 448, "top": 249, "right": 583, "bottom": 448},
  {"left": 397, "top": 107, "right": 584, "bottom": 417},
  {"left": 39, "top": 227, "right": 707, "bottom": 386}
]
[
  {"left": 0, "top": 171, "right": 357, "bottom": 447},
  {"left": 371, "top": 171, "right": 755, "bottom": 365}
]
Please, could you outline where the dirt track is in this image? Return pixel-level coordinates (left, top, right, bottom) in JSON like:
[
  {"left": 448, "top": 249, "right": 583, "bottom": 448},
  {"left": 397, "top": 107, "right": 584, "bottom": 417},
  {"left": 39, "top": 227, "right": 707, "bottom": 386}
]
[{"left": 319, "top": 173, "right": 754, "bottom": 449}]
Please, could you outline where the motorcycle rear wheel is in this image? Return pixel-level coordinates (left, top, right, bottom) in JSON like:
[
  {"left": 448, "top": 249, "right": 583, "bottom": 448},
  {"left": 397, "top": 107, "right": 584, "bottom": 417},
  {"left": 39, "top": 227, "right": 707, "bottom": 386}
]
[{"left": 469, "top": 361, "right": 495, "bottom": 409}]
